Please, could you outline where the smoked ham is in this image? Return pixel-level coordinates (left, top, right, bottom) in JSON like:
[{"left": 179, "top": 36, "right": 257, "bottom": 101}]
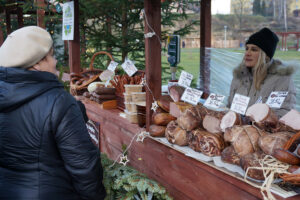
[
  {"left": 202, "top": 114, "right": 224, "bottom": 134},
  {"left": 157, "top": 95, "right": 173, "bottom": 112},
  {"left": 220, "top": 111, "right": 242, "bottom": 132},
  {"left": 169, "top": 85, "right": 185, "bottom": 102},
  {"left": 165, "top": 120, "right": 188, "bottom": 146},
  {"left": 224, "top": 125, "right": 266, "bottom": 157},
  {"left": 245, "top": 103, "right": 278, "bottom": 132},
  {"left": 149, "top": 125, "right": 166, "bottom": 137},
  {"left": 188, "top": 129, "right": 225, "bottom": 157},
  {"left": 221, "top": 145, "right": 241, "bottom": 165},
  {"left": 169, "top": 102, "right": 192, "bottom": 118},
  {"left": 240, "top": 152, "right": 266, "bottom": 180},
  {"left": 258, "top": 132, "right": 293, "bottom": 155},
  {"left": 177, "top": 106, "right": 202, "bottom": 131},
  {"left": 279, "top": 109, "right": 300, "bottom": 131},
  {"left": 153, "top": 113, "right": 176, "bottom": 126}
]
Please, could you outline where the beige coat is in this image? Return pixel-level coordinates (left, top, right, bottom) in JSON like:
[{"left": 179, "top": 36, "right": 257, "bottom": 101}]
[{"left": 228, "top": 59, "right": 297, "bottom": 118}]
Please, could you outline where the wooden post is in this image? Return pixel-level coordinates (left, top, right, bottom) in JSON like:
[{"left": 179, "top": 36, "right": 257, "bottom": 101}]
[
  {"left": 0, "top": 26, "right": 3, "bottom": 46},
  {"left": 36, "top": 0, "right": 46, "bottom": 28},
  {"left": 144, "top": 0, "right": 161, "bottom": 130},
  {"left": 17, "top": 6, "right": 23, "bottom": 28},
  {"left": 5, "top": 9, "right": 11, "bottom": 34},
  {"left": 199, "top": 0, "right": 211, "bottom": 97},
  {"left": 68, "top": 0, "right": 81, "bottom": 73}
]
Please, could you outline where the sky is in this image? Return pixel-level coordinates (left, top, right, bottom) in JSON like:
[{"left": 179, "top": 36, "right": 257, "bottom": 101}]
[{"left": 211, "top": 0, "right": 231, "bottom": 15}]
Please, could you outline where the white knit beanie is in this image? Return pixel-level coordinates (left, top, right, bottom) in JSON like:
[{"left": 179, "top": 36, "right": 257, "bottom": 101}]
[{"left": 0, "top": 26, "right": 53, "bottom": 68}]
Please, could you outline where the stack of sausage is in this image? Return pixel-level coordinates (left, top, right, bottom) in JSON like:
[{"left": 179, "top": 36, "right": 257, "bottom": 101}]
[{"left": 83, "top": 84, "right": 116, "bottom": 104}]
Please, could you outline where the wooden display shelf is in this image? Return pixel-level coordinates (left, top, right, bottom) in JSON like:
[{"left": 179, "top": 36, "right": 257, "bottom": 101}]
[{"left": 82, "top": 99, "right": 299, "bottom": 200}]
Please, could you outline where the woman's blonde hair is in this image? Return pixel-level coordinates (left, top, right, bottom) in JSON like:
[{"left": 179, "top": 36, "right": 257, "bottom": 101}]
[{"left": 252, "top": 50, "right": 270, "bottom": 90}]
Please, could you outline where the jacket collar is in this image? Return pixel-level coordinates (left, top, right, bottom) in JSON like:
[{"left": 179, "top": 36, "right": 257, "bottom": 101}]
[{"left": 233, "top": 59, "right": 297, "bottom": 80}]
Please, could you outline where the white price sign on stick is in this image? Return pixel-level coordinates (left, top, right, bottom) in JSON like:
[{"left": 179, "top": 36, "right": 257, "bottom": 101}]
[
  {"left": 107, "top": 61, "right": 118, "bottom": 72},
  {"left": 230, "top": 93, "right": 250, "bottom": 115},
  {"left": 121, "top": 59, "right": 138, "bottom": 77},
  {"left": 178, "top": 71, "right": 193, "bottom": 88},
  {"left": 204, "top": 93, "right": 225, "bottom": 109},
  {"left": 181, "top": 87, "right": 203, "bottom": 105},
  {"left": 266, "top": 91, "right": 288, "bottom": 108}
]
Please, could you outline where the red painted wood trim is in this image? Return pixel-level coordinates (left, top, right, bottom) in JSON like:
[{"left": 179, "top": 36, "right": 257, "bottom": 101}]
[
  {"left": 36, "top": 0, "right": 46, "bottom": 28},
  {"left": 68, "top": 0, "right": 81, "bottom": 74},
  {"left": 144, "top": 0, "right": 162, "bottom": 131},
  {"left": 200, "top": 0, "right": 211, "bottom": 48},
  {"left": 17, "top": 7, "right": 23, "bottom": 28},
  {"left": 5, "top": 9, "right": 11, "bottom": 34}
]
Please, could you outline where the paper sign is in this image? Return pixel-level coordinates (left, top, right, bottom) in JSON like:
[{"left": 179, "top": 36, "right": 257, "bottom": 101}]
[
  {"left": 121, "top": 59, "right": 138, "bottom": 77},
  {"left": 204, "top": 93, "right": 225, "bottom": 109},
  {"left": 107, "top": 61, "right": 118, "bottom": 72},
  {"left": 181, "top": 87, "right": 203, "bottom": 105},
  {"left": 62, "top": 2, "right": 74, "bottom": 40},
  {"left": 230, "top": 94, "right": 250, "bottom": 115},
  {"left": 178, "top": 71, "right": 193, "bottom": 88},
  {"left": 266, "top": 91, "right": 288, "bottom": 108}
]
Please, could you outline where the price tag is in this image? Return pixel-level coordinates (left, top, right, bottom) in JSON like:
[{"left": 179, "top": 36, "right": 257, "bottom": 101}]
[
  {"left": 266, "top": 91, "right": 288, "bottom": 108},
  {"left": 230, "top": 93, "right": 250, "bottom": 115},
  {"left": 121, "top": 59, "right": 138, "bottom": 77},
  {"left": 178, "top": 71, "right": 193, "bottom": 88},
  {"left": 181, "top": 87, "right": 203, "bottom": 105},
  {"left": 204, "top": 93, "right": 225, "bottom": 109},
  {"left": 107, "top": 61, "right": 118, "bottom": 71}
]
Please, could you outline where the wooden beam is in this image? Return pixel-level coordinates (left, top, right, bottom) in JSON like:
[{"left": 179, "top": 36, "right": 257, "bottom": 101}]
[
  {"left": 0, "top": 26, "right": 4, "bottom": 47},
  {"left": 5, "top": 9, "right": 11, "bottom": 34},
  {"left": 199, "top": 0, "right": 211, "bottom": 96},
  {"left": 68, "top": 0, "right": 81, "bottom": 73},
  {"left": 144, "top": 0, "right": 161, "bottom": 130},
  {"left": 36, "top": 0, "right": 46, "bottom": 28},
  {"left": 17, "top": 6, "right": 23, "bottom": 28}
]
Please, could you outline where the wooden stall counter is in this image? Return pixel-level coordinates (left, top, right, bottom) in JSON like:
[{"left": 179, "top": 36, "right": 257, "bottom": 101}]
[{"left": 81, "top": 98, "right": 299, "bottom": 200}]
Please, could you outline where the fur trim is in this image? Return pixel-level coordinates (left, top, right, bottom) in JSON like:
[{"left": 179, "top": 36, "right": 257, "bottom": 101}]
[{"left": 233, "top": 59, "right": 298, "bottom": 79}]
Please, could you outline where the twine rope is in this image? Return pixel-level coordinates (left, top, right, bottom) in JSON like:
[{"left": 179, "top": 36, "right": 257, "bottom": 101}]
[{"left": 244, "top": 155, "right": 290, "bottom": 200}]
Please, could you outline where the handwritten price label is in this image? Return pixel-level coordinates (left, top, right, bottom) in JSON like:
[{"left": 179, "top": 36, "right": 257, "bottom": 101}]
[
  {"left": 121, "top": 59, "right": 138, "bottom": 77},
  {"left": 181, "top": 87, "right": 203, "bottom": 105},
  {"left": 204, "top": 93, "right": 225, "bottom": 109},
  {"left": 230, "top": 93, "right": 250, "bottom": 115},
  {"left": 266, "top": 91, "right": 288, "bottom": 108},
  {"left": 178, "top": 71, "right": 193, "bottom": 88},
  {"left": 107, "top": 61, "right": 118, "bottom": 72}
]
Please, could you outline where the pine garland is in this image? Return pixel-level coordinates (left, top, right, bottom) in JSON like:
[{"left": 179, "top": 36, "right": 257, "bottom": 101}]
[{"left": 101, "top": 153, "right": 173, "bottom": 200}]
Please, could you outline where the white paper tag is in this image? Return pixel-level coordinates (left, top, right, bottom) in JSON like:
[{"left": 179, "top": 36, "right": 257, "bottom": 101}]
[
  {"left": 181, "top": 87, "right": 203, "bottom": 105},
  {"left": 178, "top": 71, "right": 193, "bottom": 88},
  {"left": 107, "top": 61, "right": 118, "bottom": 72},
  {"left": 204, "top": 93, "right": 225, "bottom": 109},
  {"left": 230, "top": 94, "right": 250, "bottom": 115},
  {"left": 266, "top": 91, "right": 288, "bottom": 108},
  {"left": 121, "top": 59, "right": 138, "bottom": 77}
]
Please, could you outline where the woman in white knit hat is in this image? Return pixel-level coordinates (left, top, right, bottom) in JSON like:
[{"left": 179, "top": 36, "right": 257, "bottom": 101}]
[{"left": 0, "top": 26, "right": 106, "bottom": 200}]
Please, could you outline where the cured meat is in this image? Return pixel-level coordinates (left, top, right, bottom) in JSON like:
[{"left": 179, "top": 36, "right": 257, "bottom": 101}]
[
  {"left": 169, "top": 85, "right": 185, "bottom": 102},
  {"left": 245, "top": 103, "right": 278, "bottom": 132},
  {"left": 224, "top": 125, "right": 266, "bottom": 157},
  {"left": 153, "top": 113, "right": 176, "bottom": 126},
  {"left": 188, "top": 129, "right": 225, "bottom": 157},
  {"left": 221, "top": 145, "right": 241, "bottom": 165},
  {"left": 220, "top": 111, "right": 242, "bottom": 132},
  {"left": 177, "top": 106, "right": 202, "bottom": 131},
  {"left": 157, "top": 95, "right": 173, "bottom": 112},
  {"left": 149, "top": 125, "right": 166, "bottom": 137},
  {"left": 203, "top": 115, "right": 223, "bottom": 134},
  {"left": 240, "top": 152, "right": 266, "bottom": 180},
  {"left": 258, "top": 132, "right": 293, "bottom": 155},
  {"left": 279, "top": 109, "right": 300, "bottom": 131},
  {"left": 94, "top": 87, "right": 116, "bottom": 95},
  {"left": 169, "top": 102, "right": 192, "bottom": 118},
  {"left": 165, "top": 120, "right": 188, "bottom": 146},
  {"left": 272, "top": 149, "right": 300, "bottom": 165}
]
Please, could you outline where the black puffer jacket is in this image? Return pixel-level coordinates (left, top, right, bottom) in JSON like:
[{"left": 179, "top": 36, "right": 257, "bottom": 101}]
[{"left": 0, "top": 67, "right": 106, "bottom": 200}]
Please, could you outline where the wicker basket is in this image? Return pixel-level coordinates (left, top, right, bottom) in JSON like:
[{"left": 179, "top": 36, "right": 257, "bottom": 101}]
[{"left": 70, "top": 51, "right": 114, "bottom": 96}]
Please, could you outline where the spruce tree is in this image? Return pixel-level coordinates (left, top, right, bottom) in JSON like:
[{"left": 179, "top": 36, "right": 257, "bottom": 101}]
[{"left": 260, "top": 0, "right": 266, "bottom": 16}]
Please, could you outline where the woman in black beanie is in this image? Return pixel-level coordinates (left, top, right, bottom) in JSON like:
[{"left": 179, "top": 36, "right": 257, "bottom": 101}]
[{"left": 227, "top": 27, "right": 297, "bottom": 118}]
